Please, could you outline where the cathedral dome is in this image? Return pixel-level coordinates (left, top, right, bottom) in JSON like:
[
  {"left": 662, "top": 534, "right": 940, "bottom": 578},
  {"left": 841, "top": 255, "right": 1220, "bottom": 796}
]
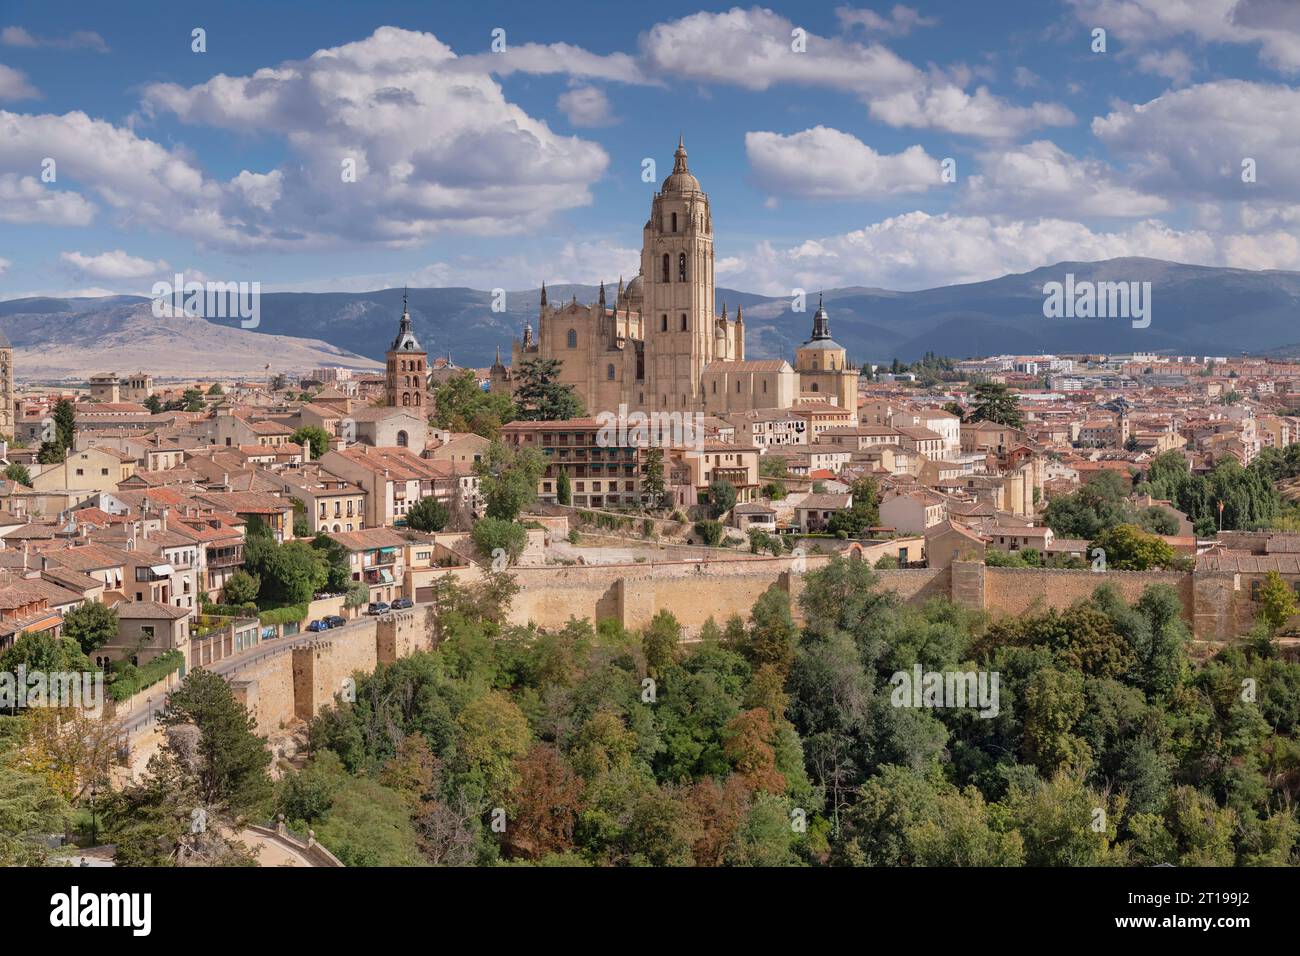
[{"left": 624, "top": 273, "right": 644, "bottom": 300}]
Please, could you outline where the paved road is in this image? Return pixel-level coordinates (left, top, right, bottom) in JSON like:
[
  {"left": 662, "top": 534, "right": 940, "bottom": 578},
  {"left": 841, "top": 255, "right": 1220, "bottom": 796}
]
[{"left": 121, "top": 616, "right": 380, "bottom": 739}]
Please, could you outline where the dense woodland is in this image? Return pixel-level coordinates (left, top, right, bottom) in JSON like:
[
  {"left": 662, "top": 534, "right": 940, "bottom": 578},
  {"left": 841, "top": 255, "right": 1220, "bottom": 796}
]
[{"left": 35, "top": 556, "right": 1291, "bottom": 867}]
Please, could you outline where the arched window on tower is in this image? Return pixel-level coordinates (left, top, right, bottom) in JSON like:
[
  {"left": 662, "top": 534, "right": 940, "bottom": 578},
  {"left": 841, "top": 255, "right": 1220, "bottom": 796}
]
[
  {"left": 397, "top": 430, "right": 409, "bottom": 447},
  {"left": 671, "top": 212, "right": 677, "bottom": 233},
  {"left": 414, "top": 393, "right": 421, "bottom": 407},
  {"left": 606, "top": 363, "right": 615, "bottom": 381},
  {"left": 678, "top": 253, "right": 687, "bottom": 282},
  {"left": 567, "top": 328, "right": 577, "bottom": 348},
  {"left": 662, "top": 254, "right": 670, "bottom": 282},
  {"left": 680, "top": 314, "right": 688, "bottom": 331},
  {"left": 402, "top": 393, "right": 411, "bottom": 406}
]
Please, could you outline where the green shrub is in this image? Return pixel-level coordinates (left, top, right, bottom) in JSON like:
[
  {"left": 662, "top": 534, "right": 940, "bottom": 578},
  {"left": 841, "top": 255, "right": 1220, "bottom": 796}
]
[{"left": 108, "top": 650, "right": 185, "bottom": 702}]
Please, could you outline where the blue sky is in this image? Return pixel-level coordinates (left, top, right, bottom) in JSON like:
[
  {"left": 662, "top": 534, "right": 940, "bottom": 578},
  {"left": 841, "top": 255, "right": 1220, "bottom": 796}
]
[{"left": 1, "top": 0, "right": 1299, "bottom": 300}]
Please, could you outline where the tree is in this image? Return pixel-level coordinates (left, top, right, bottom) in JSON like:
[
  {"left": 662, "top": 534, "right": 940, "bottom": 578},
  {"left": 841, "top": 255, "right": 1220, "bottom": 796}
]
[
  {"left": 827, "top": 476, "right": 880, "bottom": 536},
  {"left": 3, "top": 463, "right": 30, "bottom": 486},
  {"left": 1044, "top": 470, "right": 1133, "bottom": 539},
  {"left": 708, "top": 479, "right": 737, "bottom": 518},
  {"left": 290, "top": 425, "right": 330, "bottom": 459},
  {"left": 1090, "top": 523, "right": 1180, "bottom": 571},
  {"left": 966, "top": 382, "right": 1024, "bottom": 429},
  {"left": 642, "top": 609, "right": 682, "bottom": 676},
  {"left": 143, "top": 394, "right": 163, "bottom": 414},
  {"left": 222, "top": 569, "right": 261, "bottom": 606},
  {"left": 694, "top": 519, "right": 723, "bottom": 546},
  {"left": 476, "top": 442, "right": 546, "bottom": 521},
  {"left": 472, "top": 517, "right": 527, "bottom": 564},
  {"left": 36, "top": 441, "right": 65, "bottom": 465},
  {"left": 433, "top": 369, "right": 515, "bottom": 438},
  {"left": 310, "top": 532, "right": 353, "bottom": 592},
  {"left": 455, "top": 690, "right": 531, "bottom": 800},
  {"left": 505, "top": 744, "right": 585, "bottom": 860},
  {"left": 53, "top": 398, "right": 75, "bottom": 451},
  {"left": 179, "top": 388, "right": 206, "bottom": 412},
  {"left": 61, "top": 602, "right": 118, "bottom": 655},
  {"left": 556, "top": 468, "right": 572, "bottom": 506},
  {"left": 407, "top": 496, "right": 450, "bottom": 533},
  {"left": 207, "top": 382, "right": 224, "bottom": 396},
  {"left": 643, "top": 448, "right": 666, "bottom": 509},
  {"left": 242, "top": 536, "right": 329, "bottom": 607},
  {"left": 514, "top": 357, "right": 584, "bottom": 421},
  {"left": 723, "top": 709, "right": 786, "bottom": 794},
  {"left": 159, "top": 669, "right": 272, "bottom": 811},
  {"left": 1257, "top": 570, "right": 1298, "bottom": 633},
  {"left": 0, "top": 764, "right": 69, "bottom": 865}
]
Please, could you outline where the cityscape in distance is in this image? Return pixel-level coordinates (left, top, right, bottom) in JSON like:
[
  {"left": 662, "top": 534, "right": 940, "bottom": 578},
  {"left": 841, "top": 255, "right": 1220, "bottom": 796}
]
[{"left": 0, "top": 0, "right": 1294, "bottom": 931}]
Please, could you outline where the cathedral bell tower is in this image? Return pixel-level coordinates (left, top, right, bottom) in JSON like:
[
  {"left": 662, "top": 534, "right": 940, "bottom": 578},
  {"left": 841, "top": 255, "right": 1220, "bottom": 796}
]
[
  {"left": 386, "top": 288, "right": 427, "bottom": 410},
  {"left": 642, "top": 135, "right": 715, "bottom": 412}
]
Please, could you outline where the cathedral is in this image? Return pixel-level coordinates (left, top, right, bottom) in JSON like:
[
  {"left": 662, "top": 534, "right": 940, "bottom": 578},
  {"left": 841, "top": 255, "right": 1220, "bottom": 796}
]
[{"left": 507, "top": 137, "right": 858, "bottom": 420}]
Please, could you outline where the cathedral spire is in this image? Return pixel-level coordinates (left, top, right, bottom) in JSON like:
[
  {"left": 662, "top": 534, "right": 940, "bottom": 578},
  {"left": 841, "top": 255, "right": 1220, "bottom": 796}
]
[
  {"left": 599, "top": 280, "right": 606, "bottom": 308},
  {"left": 540, "top": 281, "right": 547, "bottom": 308},
  {"left": 673, "top": 134, "right": 688, "bottom": 173}
]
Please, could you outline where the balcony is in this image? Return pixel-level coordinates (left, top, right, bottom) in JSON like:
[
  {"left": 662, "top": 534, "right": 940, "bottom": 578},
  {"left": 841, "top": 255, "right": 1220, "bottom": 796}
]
[{"left": 207, "top": 546, "right": 244, "bottom": 569}]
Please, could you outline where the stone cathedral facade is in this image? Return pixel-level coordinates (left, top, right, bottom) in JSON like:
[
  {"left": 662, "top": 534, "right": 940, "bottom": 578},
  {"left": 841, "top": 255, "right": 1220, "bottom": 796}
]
[{"left": 507, "top": 138, "right": 858, "bottom": 421}]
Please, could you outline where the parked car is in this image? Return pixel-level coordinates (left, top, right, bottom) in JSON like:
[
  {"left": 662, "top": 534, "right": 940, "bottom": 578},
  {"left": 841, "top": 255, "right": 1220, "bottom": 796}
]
[
  {"left": 324, "top": 615, "right": 347, "bottom": 628},
  {"left": 366, "top": 602, "right": 391, "bottom": 616},
  {"left": 390, "top": 597, "right": 413, "bottom": 610},
  {"left": 306, "top": 619, "right": 329, "bottom": 633}
]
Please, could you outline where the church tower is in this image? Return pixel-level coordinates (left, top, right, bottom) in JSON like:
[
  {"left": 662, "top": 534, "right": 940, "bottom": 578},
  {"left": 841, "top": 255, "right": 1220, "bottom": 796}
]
[
  {"left": 642, "top": 136, "right": 716, "bottom": 412},
  {"left": 386, "top": 289, "right": 427, "bottom": 410},
  {"left": 796, "top": 294, "right": 858, "bottom": 417}
]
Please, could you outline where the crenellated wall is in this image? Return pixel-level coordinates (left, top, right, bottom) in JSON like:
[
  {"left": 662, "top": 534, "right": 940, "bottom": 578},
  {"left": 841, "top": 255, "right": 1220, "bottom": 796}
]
[
  {"left": 506, "top": 557, "right": 1248, "bottom": 642},
  {"left": 229, "top": 611, "right": 432, "bottom": 736}
]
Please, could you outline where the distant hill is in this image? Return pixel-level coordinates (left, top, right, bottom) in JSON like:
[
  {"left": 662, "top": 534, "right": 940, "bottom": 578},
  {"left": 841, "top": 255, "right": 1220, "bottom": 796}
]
[
  {"left": 4, "top": 257, "right": 1299, "bottom": 376},
  {"left": 0, "top": 300, "right": 380, "bottom": 381}
]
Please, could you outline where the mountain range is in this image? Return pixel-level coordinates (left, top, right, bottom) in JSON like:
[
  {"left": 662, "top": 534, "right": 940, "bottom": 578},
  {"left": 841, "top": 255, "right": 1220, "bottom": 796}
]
[{"left": 4, "top": 257, "right": 1300, "bottom": 380}]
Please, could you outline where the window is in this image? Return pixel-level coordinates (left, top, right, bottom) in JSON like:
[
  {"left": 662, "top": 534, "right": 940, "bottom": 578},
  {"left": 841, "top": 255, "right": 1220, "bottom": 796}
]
[
  {"left": 671, "top": 212, "right": 677, "bottom": 232},
  {"left": 680, "top": 314, "right": 688, "bottom": 331},
  {"left": 678, "top": 252, "right": 687, "bottom": 282},
  {"left": 661, "top": 314, "right": 668, "bottom": 332},
  {"left": 567, "top": 328, "right": 578, "bottom": 348},
  {"left": 810, "top": 383, "right": 819, "bottom": 392},
  {"left": 397, "top": 430, "right": 409, "bottom": 447},
  {"left": 662, "top": 254, "right": 670, "bottom": 282}
]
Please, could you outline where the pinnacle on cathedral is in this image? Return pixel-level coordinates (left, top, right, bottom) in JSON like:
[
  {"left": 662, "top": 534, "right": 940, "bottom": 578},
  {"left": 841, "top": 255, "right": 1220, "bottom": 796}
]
[{"left": 540, "top": 281, "right": 547, "bottom": 308}]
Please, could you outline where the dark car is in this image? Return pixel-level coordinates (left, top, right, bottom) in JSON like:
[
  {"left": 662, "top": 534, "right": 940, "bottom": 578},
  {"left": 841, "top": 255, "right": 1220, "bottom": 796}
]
[
  {"left": 306, "top": 619, "right": 329, "bottom": 633},
  {"left": 390, "top": 597, "right": 413, "bottom": 610},
  {"left": 324, "top": 615, "right": 347, "bottom": 628},
  {"left": 366, "top": 602, "right": 391, "bottom": 616}
]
